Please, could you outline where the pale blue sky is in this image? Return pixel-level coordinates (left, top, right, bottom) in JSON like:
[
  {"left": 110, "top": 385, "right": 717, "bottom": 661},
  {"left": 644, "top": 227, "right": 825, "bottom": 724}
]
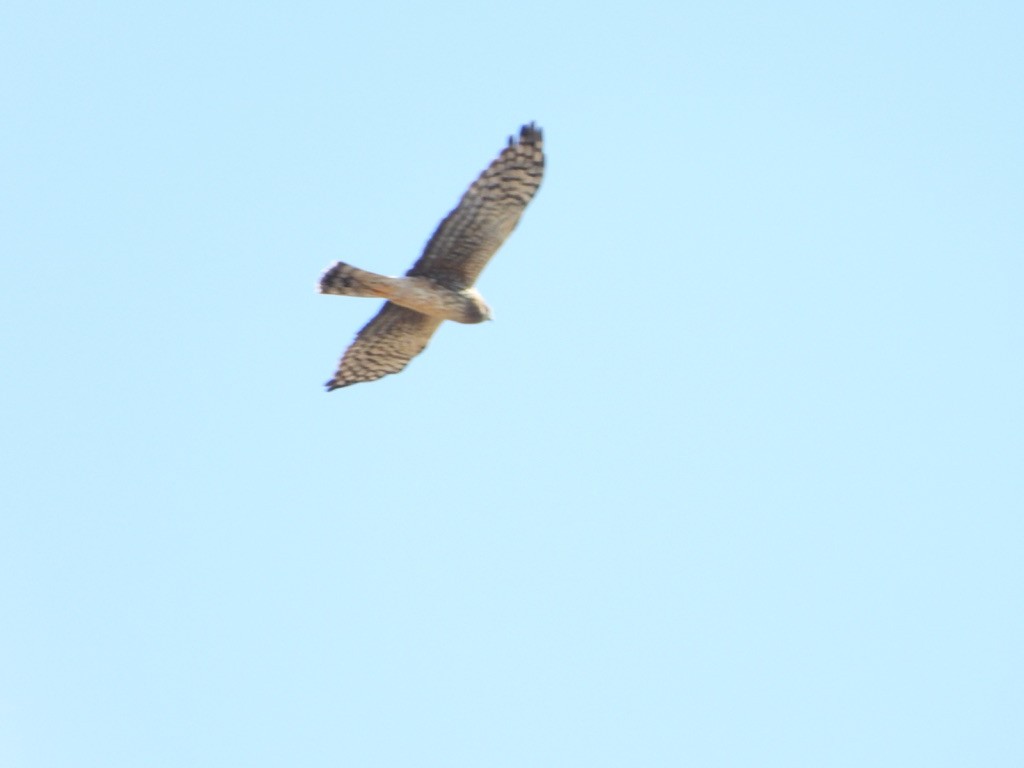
[{"left": 2, "top": 1, "right": 1022, "bottom": 766}]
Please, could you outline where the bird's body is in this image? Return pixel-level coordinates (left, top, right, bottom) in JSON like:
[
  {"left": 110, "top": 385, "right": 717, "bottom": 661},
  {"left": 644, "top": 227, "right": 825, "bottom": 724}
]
[
  {"left": 319, "top": 123, "right": 544, "bottom": 390},
  {"left": 320, "top": 262, "right": 491, "bottom": 324}
]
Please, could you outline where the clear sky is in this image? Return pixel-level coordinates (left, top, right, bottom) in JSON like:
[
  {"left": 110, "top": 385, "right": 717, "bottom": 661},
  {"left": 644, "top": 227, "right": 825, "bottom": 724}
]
[{"left": 2, "top": 1, "right": 1022, "bottom": 766}]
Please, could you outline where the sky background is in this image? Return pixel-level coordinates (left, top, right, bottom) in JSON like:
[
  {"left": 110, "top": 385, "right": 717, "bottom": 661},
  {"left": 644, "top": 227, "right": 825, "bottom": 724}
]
[{"left": 2, "top": 1, "right": 1022, "bottom": 766}]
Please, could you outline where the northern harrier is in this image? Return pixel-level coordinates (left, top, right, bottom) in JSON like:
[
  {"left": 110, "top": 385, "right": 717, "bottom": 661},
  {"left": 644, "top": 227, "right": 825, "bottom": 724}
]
[{"left": 319, "top": 123, "right": 544, "bottom": 390}]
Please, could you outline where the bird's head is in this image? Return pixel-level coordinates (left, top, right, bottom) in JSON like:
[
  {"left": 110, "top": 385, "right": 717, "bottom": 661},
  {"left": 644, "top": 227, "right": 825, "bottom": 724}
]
[{"left": 460, "top": 289, "right": 492, "bottom": 324}]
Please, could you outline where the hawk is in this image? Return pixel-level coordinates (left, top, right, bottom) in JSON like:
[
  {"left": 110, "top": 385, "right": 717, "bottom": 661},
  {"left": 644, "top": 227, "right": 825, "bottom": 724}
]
[{"left": 319, "top": 123, "right": 545, "bottom": 390}]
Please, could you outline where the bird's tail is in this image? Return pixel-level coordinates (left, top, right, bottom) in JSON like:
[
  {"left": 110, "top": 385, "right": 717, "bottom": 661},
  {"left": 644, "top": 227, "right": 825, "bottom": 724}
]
[{"left": 319, "top": 262, "right": 392, "bottom": 298}]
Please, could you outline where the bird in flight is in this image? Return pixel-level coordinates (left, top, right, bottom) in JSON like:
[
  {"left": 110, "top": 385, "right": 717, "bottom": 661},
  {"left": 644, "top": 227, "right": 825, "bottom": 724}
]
[{"left": 318, "top": 123, "right": 545, "bottom": 390}]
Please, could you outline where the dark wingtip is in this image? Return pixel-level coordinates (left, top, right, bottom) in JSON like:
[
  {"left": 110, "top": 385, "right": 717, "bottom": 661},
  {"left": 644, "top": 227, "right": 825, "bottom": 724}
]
[
  {"left": 510, "top": 122, "right": 542, "bottom": 147},
  {"left": 519, "top": 122, "right": 542, "bottom": 145}
]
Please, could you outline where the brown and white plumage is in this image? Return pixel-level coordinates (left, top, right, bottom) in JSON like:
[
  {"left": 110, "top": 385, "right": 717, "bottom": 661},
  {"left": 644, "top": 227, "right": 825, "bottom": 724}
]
[{"left": 319, "top": 123, "right": 544, "bottom": 391}]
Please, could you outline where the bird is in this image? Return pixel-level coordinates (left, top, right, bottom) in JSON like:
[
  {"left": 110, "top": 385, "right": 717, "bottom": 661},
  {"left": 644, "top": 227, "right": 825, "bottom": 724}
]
[{"left": 318, "top": 123, "right": 545, "bottom": 391}]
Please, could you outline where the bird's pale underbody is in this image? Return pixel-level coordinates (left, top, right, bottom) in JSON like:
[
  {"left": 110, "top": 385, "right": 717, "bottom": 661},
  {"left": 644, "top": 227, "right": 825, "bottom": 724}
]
[{"left": 318, "top": 123, "right": 544, "bottom": 391}]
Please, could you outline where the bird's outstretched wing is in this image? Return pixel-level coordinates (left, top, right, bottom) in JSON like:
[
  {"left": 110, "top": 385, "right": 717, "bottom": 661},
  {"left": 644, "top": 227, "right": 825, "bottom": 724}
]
[
  {"left": 325, "top": 302, "right": 443, "bottom": 391},
  {"left": 406, "top": 123, "right": 544, "bottom": 289}
]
